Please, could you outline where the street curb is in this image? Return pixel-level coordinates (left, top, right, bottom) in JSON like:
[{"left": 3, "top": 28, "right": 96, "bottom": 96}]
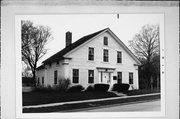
[{"left": 23, "top": 93, "right": 160, "bottom": 109}]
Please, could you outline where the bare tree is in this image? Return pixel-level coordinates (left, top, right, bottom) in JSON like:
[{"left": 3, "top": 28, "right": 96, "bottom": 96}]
[
  {"left": 21, "top": 20, "right": 52, "bottom": 84},
  {"left": 129, "top": 24, "right": 160, "bottom": 89}
]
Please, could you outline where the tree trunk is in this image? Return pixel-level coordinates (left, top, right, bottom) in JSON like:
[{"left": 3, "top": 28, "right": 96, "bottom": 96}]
[{"left": 32, "top": 68, "right": 36, "bottom": 86}]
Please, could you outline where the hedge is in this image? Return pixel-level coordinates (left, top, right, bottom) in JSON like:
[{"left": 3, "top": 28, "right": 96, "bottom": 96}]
[
  {"left": 84, "top": 85, "right": 94, "bottom": 92},
  {"left": 94, "top": 84, "right": 109, "bottom": 92},
  {"left": 67, "top": 84, "right": 85, "bottom": 93},
  {"left": 112, "top": 83, "right": 130, "bottom": 92}
]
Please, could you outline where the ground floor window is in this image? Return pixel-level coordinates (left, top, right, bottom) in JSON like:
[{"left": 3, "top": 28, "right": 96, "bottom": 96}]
[
  {"left": 54, "top": 70, "right": 58, "bottom": 84},
  {"left": 73, "top": 69, "right": 79, "bottom": 83},
  {"left": 88, "top": 70, "right": 94, "bottom": 83},
  {"left": 129, "top": 72, "right": 133, "bottom": 84},
  {"left": 37, "top": 77, "right": 40, "bottom": 85},
  {"left": 117, "top": 72, "right": 122, "bottom": 84},
  {"left": 42, "top": 77, "right": 44, "bottom": 84}
]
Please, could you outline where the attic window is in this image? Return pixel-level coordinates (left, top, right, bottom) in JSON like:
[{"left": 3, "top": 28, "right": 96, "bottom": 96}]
[
  {"left": 49, "top": 63, "right": 51, "bottom": 67},
  {"left": 56, "top": 61, "right": 59, "bottom": 65},
  {"left": 104, "top": 37, "right": 108, "bottom": 46}
]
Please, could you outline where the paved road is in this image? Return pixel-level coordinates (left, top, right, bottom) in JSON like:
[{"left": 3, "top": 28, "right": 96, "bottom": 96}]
[{"left": 80, "top": 100, "right": 160, "bottom": 112}]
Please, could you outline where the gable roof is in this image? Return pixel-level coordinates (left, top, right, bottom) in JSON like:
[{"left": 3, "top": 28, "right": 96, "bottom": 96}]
[
  {"left": 41, "top": 28, "right": 141, "bottom": 66},
  {"left": 43, "top": 28, "right": 108, "bottom": 64},
  {"left": 36, "top": 65, "right": 45, "bottom": 71}
]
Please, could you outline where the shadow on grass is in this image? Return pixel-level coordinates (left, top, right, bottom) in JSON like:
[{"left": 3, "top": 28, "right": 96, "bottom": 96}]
[{"left": 23, "top": 91, "right": 118, "bottom": 106}]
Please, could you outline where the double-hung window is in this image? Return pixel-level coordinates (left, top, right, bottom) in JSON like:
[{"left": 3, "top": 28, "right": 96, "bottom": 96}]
[
  {"left": 117, "top": 72, "right": 122, "bottom": 84},
  {"left": 54, "top": 70, "right": 58, "bottom": 84},
  {"left": 42, "top": 77, "right": 44, "bottom": 85},
  {"left": 73, "top": 69, "right": 79, "bottom": 83},
  {"left": 103, "top": 49, "right": 109, "bottom": 62},
  {"left": 88, "top": 47, "right": 94, "bottom": 61},
  {"left": 117, "top": 51, "right": 122, "bottom": 63},
  {"left": 37, "top": 77, "right": 40, "bottom": 85},
  {"left": 129, "top": 72, "right": 133, "bottom": 84},
  {"left": 88, "top": 70, "right": 94, "bottom": 83}
]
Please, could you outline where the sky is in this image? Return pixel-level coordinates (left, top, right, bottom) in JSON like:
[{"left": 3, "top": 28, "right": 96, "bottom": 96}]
[{"left": 20, "top": 14, "right": 163, "bottom": 67}]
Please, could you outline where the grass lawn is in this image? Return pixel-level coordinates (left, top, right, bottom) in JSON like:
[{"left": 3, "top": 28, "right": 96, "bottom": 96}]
[
  {"left": 124, "top": 88, "right": 160, "bottom": 96},
  {"left": 23, "top": 92, "right": 160, "bottom": 113},
  {"left": 23, "top": 91, "right": 118, "bottom": 106}
]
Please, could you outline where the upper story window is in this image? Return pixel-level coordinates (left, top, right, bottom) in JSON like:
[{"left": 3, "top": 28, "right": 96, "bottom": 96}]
[
  {"left": 54, "top": 70, "right": 58, "bottom": 84},
  {"left": 129, "top": 72, "right": 133, "bottom": 84},
  {"left": 103, "top": 49, "right": 109, "bottom": 62},
  {"left": 104, "top": 36, "right": 108, "bottom": 46},
  {"left": 117, "top": 51, "right": 122, "bottom": 63},
  {"left": 73, "top": 69, "right": 79, "bottom": 83},
  {"left": 88, "top": 70, "right": 94, "bottom": 83},
  {"left": 88, "top": 47, "right": 94, "bottom": 61}
]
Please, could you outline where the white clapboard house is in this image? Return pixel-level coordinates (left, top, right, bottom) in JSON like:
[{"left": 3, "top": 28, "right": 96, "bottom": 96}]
[{"left": 36, "top": 28, "right": 141, "bottom": 90}]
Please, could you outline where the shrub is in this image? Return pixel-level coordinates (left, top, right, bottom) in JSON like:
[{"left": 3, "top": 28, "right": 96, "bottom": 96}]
[
  {"left": 84, "top": 85, "right": 94, "bottom": 92},
  {"left": 112, "top": 83, "right": 130, "bottom": 92},
  {"left": 67, "top": 84, "right": 85, "bottom": 93},
  {"left": 22, "top": 77, "right": 36, "bottom": 86},
  {"left": 58, "top": 78, "right": 71, "bottom": 91},
  {"left": 33, "top": 85, "right": 47, "bottom": 92},
  {"left": 46, "top": 85, "right": 53, "bottom": 92},
  {"left": 53, "top": 78, "right": 70, "bottom": 92},
  {"left": 94, "top": 84, "right": 109, "bottom": 92}
]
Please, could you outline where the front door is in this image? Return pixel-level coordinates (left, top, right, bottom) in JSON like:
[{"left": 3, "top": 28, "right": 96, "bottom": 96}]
[{"left": 102, "top": 72, "right": 111, "bottom": 84}]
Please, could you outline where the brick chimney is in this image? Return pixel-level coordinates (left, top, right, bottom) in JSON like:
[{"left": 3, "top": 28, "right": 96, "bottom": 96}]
[{"left": 66, "top": 31, "right": 72, "bottom": 47}]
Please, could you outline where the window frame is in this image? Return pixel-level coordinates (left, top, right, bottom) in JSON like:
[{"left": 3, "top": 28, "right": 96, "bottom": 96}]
[
  {"left": 54, "top": 70, "right": 58, "bottom": 84},
  {"left": 117, "top": 72, "right": 122, "bottom": 84},
  {"left": 103, "top": 36, "right": 108, "bottom": 46},
  {"left": 73, "top": 69, "right": 79, "bottom": 83},
  {"left": 103, "top": 49, "right": 109, "bottom": 62},
  {"left": 117, "top": 51, "right": 122, "bottom": 63},
  {"left": 88, "top": 47, "right": 94, "bottom": 61},
  {"left": 129, "top": 72, "right": 133, "bottom": 84},
  {"left": 88, "top": 70, "right": 94, "bottom": 83},
  {"left": 42, "top": 76, "right": 44, "bottom": 85},
  {"left": 37, "top": 77, "right": 40, "bottom": 85}
]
